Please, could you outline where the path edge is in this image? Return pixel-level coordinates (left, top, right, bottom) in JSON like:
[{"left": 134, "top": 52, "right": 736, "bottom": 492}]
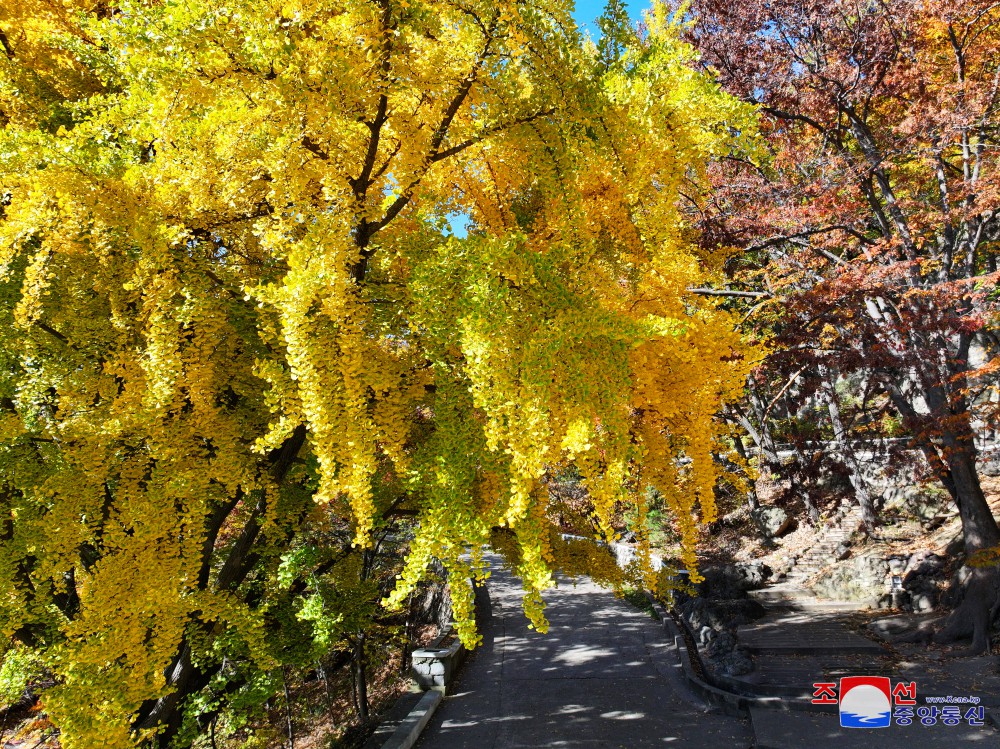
[
  {"left": 377, "top": 689, "right": 443, "bottom": 749},
  {"left": 368, "top": 580, "right": 488, "bottom": 749},
  {"left": 646, "top": 595, "right": 795, "bottom": 717}
]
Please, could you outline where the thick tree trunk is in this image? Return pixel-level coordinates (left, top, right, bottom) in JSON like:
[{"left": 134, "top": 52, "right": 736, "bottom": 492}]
[
  {"left": 888, "top": 382, "right": 1000, "bottom": 654},
  {"left": 932, "top": 442, "right": 1000, "bottom": 652},
  {"left": 947, "top": 446, "right": 1000, "bottom": 552},
  {"left": 137, "top": 644, "right": 210, "bottom": 744},
  {"left": 134, "top": 427, "right": 308, "bottom": 745}
]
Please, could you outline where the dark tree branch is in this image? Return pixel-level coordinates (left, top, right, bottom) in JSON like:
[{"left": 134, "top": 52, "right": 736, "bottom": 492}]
[
  {"left": 0, "top": 27, "right": 13, "bottom": 59},
  {"left": 688, "top": 287, "right": 771, "bottom": 299},
  {"left": 429, "top": 108, "right": 556, "bottom": 163},
  {"left": 36, "top": 321, "right": 70, "bottom": 345}
]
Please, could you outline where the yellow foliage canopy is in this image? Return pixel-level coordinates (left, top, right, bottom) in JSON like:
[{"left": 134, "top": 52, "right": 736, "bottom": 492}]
[{"left": 0, "top": 0, "right": 756, "bottom": 744}]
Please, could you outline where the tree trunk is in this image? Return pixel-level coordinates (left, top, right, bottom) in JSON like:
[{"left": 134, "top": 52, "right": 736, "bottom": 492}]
[
  {"left": 352, "top": 634, "right": 369, "bottom": 723},
  {"left": 727, "top": 386, "right": 819, "bottom": 525},
  {"left": 927, "top": 449, "right": 998, "bottom": 653},
  {"left": 929, "top": 440, "right": 1000, "bottom": 653},
  {"left": 947, "top": 446, "right": 1000, "bottom": 552},
  {"left": 316, "top": 660, "right": 336, "bottom": 722},
  {"left": 818, "top": 367, "right": 878, "bottom": 533},
  {"left": 134, "top": 427, "right": 308, "bottom": 745},
  {"left": 746, "top": 386, "right": 782, "bottom": 466},
  {"left": 137, "top": 645, "right": 208, "bottom": 745},
  {"left": 401, "top": 591, "right": 415, "bottom": 675},
  {"left": 732, "top": 433, "right": 779, "bottom": 542},
  {"left": 887, "top": 378, "right": 1000, "bottom": 653},
  {"left": 282, "top": 669, "right": 295, "bottom": 749},
  {"left": 786, "top": 440, "right": 821, "bottom": 524}
]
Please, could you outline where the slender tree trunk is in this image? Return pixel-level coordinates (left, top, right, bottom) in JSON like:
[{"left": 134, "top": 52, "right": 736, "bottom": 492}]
[
  {"left": 732, "top": 434, "right": 778, "bottom": 545},
  {"left": 746, "top": 386, "right": 782, "bottom": 466},
  {"left": 787, "top": 440, "right": 821, "bottom": 524},
  {"left": 282, "top": 668, "right": 295, "bottom": 749},
  {"left": 818, "top": 367, "right": 878, "bottom": 533},
  {"left": 401, "top": 591, "right": 415, "bottom": 675},
  {"left": 728, "top": 385, "right": 822, "bottom": 527},
  {"left": 352, "top": 634, "right": 369, "bottom": 723},
  {"left": 316, "top": 660, "right": 336, "bottom": 722},
  {"left": 732, "top": 434, "right": 761, "bottom": 512},
  {"left": 749, "top": 385, "right": 823, "bottom": 522},
  {"left": 353, "top": 546, "right": 374, "bottom": 723}
]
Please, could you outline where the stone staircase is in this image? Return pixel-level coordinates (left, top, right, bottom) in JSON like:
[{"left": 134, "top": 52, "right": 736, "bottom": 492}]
[
  {"left": 750, "top": 504, "right": 865, "bottom": 609},
  {"left": 785, "top": 505, "right": 864, "bottom": 589},
  {"left": 725, "top": 505, "right": 894, "bottom": 711}
]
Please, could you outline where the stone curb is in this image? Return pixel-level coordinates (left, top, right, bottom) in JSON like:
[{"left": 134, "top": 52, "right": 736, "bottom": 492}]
[
  {"left": 367, "top": 580, "right": 488, "bottom": 749},
  {"left": 649, "top": 597, "right": 764, "bottom": 716},
  {"left": 377, "top": 689, "right": 443, "bottom": 749},
  {"left": 646, "top": 595, "right": 835, "bottom": 717}
]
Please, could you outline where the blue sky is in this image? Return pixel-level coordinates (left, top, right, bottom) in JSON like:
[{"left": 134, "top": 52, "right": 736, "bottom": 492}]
[{"left": 571, "top": 1, "right": 647, "bottom": 37}]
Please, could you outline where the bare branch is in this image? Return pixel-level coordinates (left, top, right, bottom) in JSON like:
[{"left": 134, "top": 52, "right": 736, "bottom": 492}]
[
  {"left": 688, "top": 287, "right": 771, "bottom": 299},
  {"left": 36, "top": 321, "right": 70, "bottom": 345}
]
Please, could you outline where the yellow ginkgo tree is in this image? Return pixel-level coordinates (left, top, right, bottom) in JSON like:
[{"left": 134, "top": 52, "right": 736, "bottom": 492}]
[{"left": 0, "top": 0, "right": 756, "bottom": 746}]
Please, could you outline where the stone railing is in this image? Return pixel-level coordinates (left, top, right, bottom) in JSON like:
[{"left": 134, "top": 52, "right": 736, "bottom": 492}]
[{"left": 410, "top": 624, "right": 467, "bottom": 692}]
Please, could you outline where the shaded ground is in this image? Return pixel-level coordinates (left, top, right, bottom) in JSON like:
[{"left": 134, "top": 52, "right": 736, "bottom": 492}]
[
  {"left": 730, "top": 592, "right": 1000, "bottom": 746},
  {"left": 417, "top": 561, "right": 753, "bottom": 749}
]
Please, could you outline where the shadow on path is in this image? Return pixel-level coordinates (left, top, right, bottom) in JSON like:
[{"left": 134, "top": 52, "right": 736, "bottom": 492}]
[{"left": 417, "top": 559, "right": 753, "bottom": 749}]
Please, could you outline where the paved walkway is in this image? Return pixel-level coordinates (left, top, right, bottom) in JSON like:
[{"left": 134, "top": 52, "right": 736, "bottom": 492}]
[
  {"left": 731, "top": 591, "right": 1000, "bottom": 746},
  {"left": 417, "top": 562, "right": 752, "bottom": 749},
  {"left": 731, "top": 603, "right": 897, "bottom": 698}
]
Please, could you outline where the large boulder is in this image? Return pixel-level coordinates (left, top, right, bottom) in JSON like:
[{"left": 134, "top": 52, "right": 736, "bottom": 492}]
[
  {"left": 896, "top": 551, "right": 947, "bottom": 612},
  {"left": 677, "top": 597, "right": 767, "bottom": 631},
  {"left": 704, "top": 630, "right": 754, "bottom": 677},
  {"left": 696, "top": 561, "right": 773, "bottom": 599},
  {"left": 736, "top": 561, "right": 774, "bottom": 589},
  {"left": 882, "top": 485, "right": 953, "bottom": 524},
  {"left": 903, "top": 551, "right": 946, "bottom": 579},
  {"left": 752, "top": 506, "right": 794, "bottom": 537},
  {"left": 674, "top": 561, "right": 769, "bottom": 679}
]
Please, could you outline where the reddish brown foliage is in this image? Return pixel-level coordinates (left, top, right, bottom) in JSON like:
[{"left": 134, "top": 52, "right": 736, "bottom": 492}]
[{"left": 687, "top": 0, "right": 1000, "bottom": 542}]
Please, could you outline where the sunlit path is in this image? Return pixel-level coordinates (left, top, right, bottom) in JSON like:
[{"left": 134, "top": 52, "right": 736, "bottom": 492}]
[{"left": 417, "top": 562, "right": 753, "bottom": 749}]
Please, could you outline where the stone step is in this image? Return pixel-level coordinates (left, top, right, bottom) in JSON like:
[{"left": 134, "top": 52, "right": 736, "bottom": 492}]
[
  {"left": 737, "top": 621, "right": 887, "bottom": 655},
  {"left": 721, "top": 656, "right": 902, "bottom": 699},
  {"left": 748, "top": 589, "right": 869, "bottom": 611}
]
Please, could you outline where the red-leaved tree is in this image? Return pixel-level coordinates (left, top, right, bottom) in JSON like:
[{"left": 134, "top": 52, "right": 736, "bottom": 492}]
[{"left": 687, "top": 0, "right": 1000, "bottom": 652}]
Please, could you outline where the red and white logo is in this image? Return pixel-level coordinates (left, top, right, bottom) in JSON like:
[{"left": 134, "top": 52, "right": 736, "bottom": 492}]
[{"left": 839, "top": 676, "right": 892, "bottom": 728}]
